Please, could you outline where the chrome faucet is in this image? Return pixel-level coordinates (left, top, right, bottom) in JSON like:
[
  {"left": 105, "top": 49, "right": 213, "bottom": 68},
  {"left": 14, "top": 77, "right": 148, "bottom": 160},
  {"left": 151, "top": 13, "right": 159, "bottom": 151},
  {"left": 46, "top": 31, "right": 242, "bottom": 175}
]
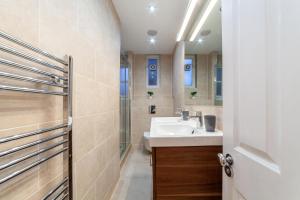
[
  {"left": 175, "top": 108, "right": 189, "bottom": 121},
  {"left": 189, "top": 111, "right": 203, "bottom": 128}
]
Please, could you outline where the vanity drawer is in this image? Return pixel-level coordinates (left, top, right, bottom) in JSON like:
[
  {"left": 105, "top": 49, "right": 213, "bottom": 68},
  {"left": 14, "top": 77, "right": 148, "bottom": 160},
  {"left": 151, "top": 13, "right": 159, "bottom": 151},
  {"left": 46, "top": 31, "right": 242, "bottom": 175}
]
[{"left": 152, "top": 146, "right": 222, "bottom": 200}]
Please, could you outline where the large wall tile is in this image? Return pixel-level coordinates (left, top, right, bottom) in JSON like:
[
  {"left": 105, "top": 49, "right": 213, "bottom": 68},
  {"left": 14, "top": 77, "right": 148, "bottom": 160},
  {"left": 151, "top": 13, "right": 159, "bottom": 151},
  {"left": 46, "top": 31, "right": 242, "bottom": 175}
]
[
  {"left": 131, "top": 54, "right": 174, "bottom": 146},
  {"left": 0, "top": 0, "right": 120, "bottom": 199}
]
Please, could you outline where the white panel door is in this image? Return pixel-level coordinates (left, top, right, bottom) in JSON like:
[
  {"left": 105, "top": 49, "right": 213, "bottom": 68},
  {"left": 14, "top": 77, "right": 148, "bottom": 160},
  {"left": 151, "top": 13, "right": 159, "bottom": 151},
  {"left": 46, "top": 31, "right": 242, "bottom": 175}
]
[{"left": 222, "top": 0, "right": 300, "bottom": 199}]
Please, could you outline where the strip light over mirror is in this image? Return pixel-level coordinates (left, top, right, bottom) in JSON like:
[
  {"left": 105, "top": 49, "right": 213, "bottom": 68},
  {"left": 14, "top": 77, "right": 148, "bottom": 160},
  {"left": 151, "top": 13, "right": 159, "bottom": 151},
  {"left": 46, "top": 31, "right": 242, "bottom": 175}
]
[
  {"left": 176, "top": 0, "right": 198, "bottom": 42},
  {"left": 189, "top": 0, "right": 218, "bottom": 41}
]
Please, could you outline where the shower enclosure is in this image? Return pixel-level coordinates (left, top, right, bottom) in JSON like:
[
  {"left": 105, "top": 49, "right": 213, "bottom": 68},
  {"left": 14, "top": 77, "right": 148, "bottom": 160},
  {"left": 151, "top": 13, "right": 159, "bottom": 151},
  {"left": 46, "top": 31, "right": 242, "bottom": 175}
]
[{"left": 120, "top": 55, "right": 131, "bottom": 158}]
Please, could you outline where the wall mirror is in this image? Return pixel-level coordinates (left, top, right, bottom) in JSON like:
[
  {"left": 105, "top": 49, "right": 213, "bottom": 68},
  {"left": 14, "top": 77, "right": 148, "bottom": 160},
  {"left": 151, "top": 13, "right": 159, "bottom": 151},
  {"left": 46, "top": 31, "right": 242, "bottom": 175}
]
[{"left": 184, "top": 0, "right": 222, "bottom": 106}]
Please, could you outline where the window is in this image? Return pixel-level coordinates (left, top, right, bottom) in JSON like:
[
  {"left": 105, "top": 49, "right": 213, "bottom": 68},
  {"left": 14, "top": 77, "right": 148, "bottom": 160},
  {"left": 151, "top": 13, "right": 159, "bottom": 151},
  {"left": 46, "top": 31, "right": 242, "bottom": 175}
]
[
  {"left": 215, "top": 65, "right": 222, "bottom": 100},
  {"left": 184, "top": 55, "right": 196, "bottom": 88},
  {"left": 147, "top": 56, "right": 159, "bottom": 88},
  {"left": 120, "top": 65, "right": 129, "bottom": 97}
]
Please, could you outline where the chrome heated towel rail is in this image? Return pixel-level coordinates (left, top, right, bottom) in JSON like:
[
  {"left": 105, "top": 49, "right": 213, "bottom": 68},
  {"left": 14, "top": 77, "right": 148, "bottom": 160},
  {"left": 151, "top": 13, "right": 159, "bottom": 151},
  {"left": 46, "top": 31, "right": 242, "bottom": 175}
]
[{"left": 0, "top": 30, "right": 73, "bottom": 200}]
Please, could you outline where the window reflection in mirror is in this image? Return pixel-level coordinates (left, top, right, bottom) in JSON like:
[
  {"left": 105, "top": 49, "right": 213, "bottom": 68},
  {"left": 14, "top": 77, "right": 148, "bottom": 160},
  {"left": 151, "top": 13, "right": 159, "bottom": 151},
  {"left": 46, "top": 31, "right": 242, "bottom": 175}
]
[
  {"left": 184, "top": 55, "right": 196, "bottom": 88},
  {"left": 184, "top": 0, "right": 222, "bottom": 106},
  {"left": 215, "top": 62, "right": 222, "bottom": 105}
]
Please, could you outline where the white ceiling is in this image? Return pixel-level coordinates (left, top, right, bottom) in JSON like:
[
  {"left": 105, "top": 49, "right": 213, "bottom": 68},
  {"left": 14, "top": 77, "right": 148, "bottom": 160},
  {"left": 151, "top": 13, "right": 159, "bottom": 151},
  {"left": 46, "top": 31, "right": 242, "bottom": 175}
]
[
  {"left": 185, "top": 0, "right": 222, "bottom": 54},
  {"left": 112, "top": 0, "right": 190, "bottom": 54}
]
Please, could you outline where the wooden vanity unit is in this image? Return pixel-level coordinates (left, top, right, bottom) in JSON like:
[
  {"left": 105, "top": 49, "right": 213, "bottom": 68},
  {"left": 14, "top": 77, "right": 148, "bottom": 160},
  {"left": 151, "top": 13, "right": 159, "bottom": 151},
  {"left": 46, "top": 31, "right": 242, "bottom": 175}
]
[{"left": 152, "top": 146, "right": 222, "bottom": 200}]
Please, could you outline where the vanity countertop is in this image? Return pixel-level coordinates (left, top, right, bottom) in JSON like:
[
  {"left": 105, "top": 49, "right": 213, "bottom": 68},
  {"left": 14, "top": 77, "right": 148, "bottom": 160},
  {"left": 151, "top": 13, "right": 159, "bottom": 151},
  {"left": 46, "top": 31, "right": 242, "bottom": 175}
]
[{"left": 149, "top": 117, "right": 223, "bottom": 147}]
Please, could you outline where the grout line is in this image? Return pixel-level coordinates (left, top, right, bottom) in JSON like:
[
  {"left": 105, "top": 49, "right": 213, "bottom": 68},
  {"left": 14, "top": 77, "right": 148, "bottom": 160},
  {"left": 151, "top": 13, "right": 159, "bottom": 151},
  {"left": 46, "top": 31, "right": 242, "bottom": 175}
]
[
  {"left": 74, "top": 133, "right": 114, "bottom": 164},
  {"left": 79, "top": 153, "right": 120, "bottom": 200},
  {"left": 72, "top": 110, "right": 115, "bottom": 121}
]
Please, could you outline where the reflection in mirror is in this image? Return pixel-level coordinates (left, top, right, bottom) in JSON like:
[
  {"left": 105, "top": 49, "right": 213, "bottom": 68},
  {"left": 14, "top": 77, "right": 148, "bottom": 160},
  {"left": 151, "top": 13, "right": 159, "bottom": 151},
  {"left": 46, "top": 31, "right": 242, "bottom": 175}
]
[{"left": 184, "top": 0, "right": 222, "bottom": 106}]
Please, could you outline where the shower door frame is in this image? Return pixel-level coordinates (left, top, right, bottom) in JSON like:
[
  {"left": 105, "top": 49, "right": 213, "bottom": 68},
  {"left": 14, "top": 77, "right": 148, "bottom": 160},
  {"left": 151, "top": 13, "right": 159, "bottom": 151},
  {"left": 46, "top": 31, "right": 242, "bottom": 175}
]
[{"left": 120, "top": 56, "right": 131, "bottom": 159}]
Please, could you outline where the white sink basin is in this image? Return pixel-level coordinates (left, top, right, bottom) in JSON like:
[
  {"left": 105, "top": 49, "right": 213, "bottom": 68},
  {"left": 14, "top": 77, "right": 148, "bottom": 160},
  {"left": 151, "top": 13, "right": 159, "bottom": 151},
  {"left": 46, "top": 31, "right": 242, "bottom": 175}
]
[
  {"left": 154, "top": 124, "right": 195, "bottom": 136},
  {"left": 149, "top": 117, "right": 223, "bottom": 147},
  {"left": 150, "top": 117, "right": 198, "bottom": 137}
]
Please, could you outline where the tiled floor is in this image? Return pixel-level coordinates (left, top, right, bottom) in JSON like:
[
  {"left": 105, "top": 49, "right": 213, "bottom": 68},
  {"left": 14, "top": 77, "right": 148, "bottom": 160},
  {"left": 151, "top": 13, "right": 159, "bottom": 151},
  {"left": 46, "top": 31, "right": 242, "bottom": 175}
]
[{"left": 110, "top": 147, "right": 152, "bottom": 200}]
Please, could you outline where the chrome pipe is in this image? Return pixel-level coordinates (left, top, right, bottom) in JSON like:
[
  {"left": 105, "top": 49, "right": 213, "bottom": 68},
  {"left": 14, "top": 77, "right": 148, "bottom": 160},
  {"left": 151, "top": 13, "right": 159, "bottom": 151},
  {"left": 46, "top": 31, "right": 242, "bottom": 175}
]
[
  {"left": 0, "top": 43, "right": 67, "bottom": 73},
  {"left": 0, "top": 140, "right": 68, "bottom": 170},
  {"left": 53, "top": 185, "right": 69, "bottom": 200},
  {"left": 0, "top": 58, "right": 67, "bottom": 81},
  {"left": 0, "top": 124, "right": 68, "bottom": 144},
  {"left": 0, "top": 30, "right": 67, "bottom": 65},
  {"left": 0, "top": 71, "right": 67, "bottom": 88},
  {"left": 66, "top": 56, "right": 74, "bottom": 199},
  {"left": 0, "top": 147, "right": 68, "bottom": 185},
  {"left": 0, "top": 84, "right": 68, "bottom": 96},
  {"left": 42, "top": 177, "right": 68, "bottom": 200},
  {"left": 0, "top": 131, "right": 68, "bottom": 157},
  {"left": 67, "top": 56, "right": 73, "bottom": 123}
]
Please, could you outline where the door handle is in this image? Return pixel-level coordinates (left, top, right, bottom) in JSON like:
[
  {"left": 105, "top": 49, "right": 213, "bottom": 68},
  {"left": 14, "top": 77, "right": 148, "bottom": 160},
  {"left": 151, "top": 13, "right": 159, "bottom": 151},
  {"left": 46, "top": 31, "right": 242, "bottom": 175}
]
[
  {"left": 218, "top": 153, "right": 234, "bottom": 177},
  {"left": 218, "top": 153, "right": 234, "bottom": 166}
]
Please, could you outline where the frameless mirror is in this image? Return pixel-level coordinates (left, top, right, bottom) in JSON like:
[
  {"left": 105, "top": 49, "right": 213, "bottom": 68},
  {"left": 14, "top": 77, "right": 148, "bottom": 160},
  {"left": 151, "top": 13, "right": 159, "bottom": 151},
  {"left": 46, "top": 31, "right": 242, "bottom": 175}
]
[{"left": 184, "top": 0, "right": 222, "bottom": 106}]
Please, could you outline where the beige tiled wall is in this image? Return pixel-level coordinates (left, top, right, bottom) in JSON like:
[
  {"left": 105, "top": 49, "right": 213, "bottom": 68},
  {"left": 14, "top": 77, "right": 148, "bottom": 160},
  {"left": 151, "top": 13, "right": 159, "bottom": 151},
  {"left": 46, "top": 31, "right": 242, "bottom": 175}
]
[
  {"left": 0, "top": 0, "right": 120, "bottom": 200},
  {"left": 131, "top": 54, "right": 174, "bottom": 147}
]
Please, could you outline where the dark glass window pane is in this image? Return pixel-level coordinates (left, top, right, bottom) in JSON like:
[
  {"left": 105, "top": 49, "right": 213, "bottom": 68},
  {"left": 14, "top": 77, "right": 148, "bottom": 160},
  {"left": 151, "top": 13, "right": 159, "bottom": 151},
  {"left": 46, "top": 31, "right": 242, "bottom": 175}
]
[
  {"left": 185, "top": 58, "right": 192, "bottom": 65},
  {"left": 120, "top": 82, "right": 126, "bottom": 96},
  {"left": 185, "top": 69, "right": 192, "bottom": 86},
  {"left": 216, "top": 82, "right": 222, "bottom": 96},
  {"left": 125, "top": 68, "right": 128, "bottom": 81},
  {"left": 120, "top": 68, "right": 126, "bottom": 82},
  {"left": 184, "top": 58, "right": 193, "bottom": 86},
  {"left": 147, "top": 58, "right": 158, "bottom": 86},
  {"left": 120, "top": 66, "right": 128, "bottom": 82},
  {"left": 120, "top": 65, "right": 128, "bottom": 97},
  {"left": 216, "top": 67, "right": 222, "bottom": 81}
]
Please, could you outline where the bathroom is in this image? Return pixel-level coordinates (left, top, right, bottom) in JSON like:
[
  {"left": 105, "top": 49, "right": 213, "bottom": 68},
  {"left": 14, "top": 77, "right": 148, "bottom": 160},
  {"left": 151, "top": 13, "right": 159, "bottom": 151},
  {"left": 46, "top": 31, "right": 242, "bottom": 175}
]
[{"left": 0, "top": 0, "right": 299, "bottom": 200}]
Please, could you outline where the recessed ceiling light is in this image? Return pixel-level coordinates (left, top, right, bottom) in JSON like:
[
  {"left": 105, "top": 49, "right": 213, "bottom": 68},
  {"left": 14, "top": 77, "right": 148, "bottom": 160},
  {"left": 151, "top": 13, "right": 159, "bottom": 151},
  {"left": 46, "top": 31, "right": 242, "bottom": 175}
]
[
  {"left": 176, "top": 0, "right": 198, "bottom": 42},
  {"left": 148, "top": 4, "right": 156, "bottom": 13},
  {"left": 198, "top": 38, "right": 203, "bottom": 43},
  {"left": 147, "top": 30, "right": 158, "bottom": 36},
  {"left": 150, "top": 38, "right": 156, "bottom": 44},
  {"left": 189, "top": 0, "right": 218, "bottom": 41}
]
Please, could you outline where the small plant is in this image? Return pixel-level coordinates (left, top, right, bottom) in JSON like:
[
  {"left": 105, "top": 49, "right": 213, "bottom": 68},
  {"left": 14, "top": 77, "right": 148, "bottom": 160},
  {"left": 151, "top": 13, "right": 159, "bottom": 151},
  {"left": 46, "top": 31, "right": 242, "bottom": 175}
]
[
  {"left": 147, "top": 91, "right": 154, "bottom": 99},
  {"left": 190, "top": 91, "right": 197, "bottom": 97},
  {"left": 147, "top": 91, "right": 154, "bottom": 96}
]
